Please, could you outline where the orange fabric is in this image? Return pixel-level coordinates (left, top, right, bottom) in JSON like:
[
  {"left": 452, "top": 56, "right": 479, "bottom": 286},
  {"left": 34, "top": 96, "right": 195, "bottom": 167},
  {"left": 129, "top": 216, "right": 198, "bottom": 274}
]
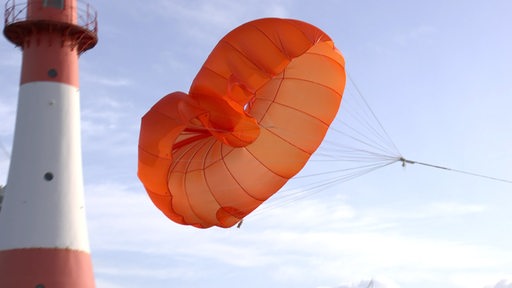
[{"left": 138, "top": 18, "right": 346, "bottom": 228}]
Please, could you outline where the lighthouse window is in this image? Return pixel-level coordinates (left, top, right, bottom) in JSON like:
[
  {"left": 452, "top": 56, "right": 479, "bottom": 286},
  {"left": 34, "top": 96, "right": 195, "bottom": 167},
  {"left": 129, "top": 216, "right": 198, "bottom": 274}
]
[
  {"left": 48, "top": 68, "right": 58, "bottom": 78},
  {"left": 43, "top": 0, "right": 64, "bottom": 9},
  {"left": 44, "top": 172, "right": 54, "bottom": 181}
]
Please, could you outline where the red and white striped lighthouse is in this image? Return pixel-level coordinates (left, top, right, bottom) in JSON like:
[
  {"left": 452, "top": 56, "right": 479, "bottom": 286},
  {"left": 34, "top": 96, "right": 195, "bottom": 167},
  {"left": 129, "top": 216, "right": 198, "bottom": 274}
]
[{"left": 0, "top": 0, "right": 98, "bottom": 287}]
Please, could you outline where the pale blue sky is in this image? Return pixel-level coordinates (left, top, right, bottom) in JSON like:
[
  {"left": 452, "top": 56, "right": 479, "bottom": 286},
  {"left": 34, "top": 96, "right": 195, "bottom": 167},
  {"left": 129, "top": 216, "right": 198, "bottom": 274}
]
[{"left": 1, "top": 1, "right": 512, "bottom": 287}]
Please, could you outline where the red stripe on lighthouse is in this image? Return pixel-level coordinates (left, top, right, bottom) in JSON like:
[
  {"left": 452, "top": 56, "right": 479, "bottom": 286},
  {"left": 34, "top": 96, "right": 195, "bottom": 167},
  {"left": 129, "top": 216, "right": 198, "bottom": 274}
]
[
  {"left": 0, "top": 248, "right": 94, "bottom": 288},
  {"left": 20, "top": 37, "right": 80, "bottom": 86}
]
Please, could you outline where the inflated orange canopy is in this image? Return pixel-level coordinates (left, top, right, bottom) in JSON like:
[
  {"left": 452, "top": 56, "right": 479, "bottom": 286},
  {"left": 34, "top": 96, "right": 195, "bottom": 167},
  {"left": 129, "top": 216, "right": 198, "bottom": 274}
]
[{"left": 138, "top": 18, "right": 346, "bottom": 228}]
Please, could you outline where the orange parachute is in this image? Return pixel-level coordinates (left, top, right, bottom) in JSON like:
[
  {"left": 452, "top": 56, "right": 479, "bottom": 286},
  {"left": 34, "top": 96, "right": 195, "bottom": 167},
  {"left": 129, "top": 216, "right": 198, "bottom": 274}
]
[{"left": 138, "top": 18, "right": 346, "bottom": 228}]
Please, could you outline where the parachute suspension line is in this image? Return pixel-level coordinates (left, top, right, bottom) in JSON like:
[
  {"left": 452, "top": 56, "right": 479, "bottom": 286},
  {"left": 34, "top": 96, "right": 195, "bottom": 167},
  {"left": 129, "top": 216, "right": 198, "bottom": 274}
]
[
  {"left": 246, "top": 72, "right": 405, "bottom": 220},
  {"left": 333, "top": 105, "right": 395, "bottom": 156},
  {"left": 161, "top": 71, "right": 407, "bottom": 223},
  {"left": 326, "top": 124, "right": 397, "bottom": 158},
  {"left": 249, "top": 159, "right": 400, "bottom": 218},
  {"left": 289, "top": 72, "right": 402, "bottom": 181},
  {"left": 399, "top": 157, "right": 512, "bottom": 184},
  {"left": 346, "top": 73, "right": 401, "bottom": 156}
]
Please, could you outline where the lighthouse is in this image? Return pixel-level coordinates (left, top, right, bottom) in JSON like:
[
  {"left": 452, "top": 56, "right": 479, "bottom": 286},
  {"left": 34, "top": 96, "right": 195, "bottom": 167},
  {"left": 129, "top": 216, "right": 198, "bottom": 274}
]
[{"left": 0, "top": 0, "right": 98, "bottom": 287}]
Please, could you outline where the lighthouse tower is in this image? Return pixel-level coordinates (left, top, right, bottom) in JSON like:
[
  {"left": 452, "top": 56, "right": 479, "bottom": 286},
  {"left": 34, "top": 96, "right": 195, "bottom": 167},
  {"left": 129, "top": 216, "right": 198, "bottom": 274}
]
[{"left": 0, "top": 0, "right": 98, "bottom": 287}]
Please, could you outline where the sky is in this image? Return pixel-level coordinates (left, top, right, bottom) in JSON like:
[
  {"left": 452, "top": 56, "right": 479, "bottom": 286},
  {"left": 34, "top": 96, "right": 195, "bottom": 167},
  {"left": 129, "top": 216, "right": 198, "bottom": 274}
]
[{"left": 1, "top": 1, "right": 512, "bottom": 287}]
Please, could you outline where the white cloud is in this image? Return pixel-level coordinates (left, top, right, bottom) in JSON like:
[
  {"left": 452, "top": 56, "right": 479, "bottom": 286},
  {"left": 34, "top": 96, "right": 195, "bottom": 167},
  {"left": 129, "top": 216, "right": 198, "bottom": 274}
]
[
  {"left": 0, "top": 47, "right": 21, "bottom": 67},
  {"left": 0, "top": 96, "right": 16, "bottom": 136},
  {"left": 148, "top": 0, "right": 291, "bottom": 44},
  {"left": 429, "top": 201, "right": 486, "bottom": 215},
  {"left": 0, "top": 95, "right": 15, "bottom": 183},
  {"left": 334, "top": 278, "right": 400, "bottom": 288},
  {"left": 83, "top": 181, "right": 512, "bottom": 288},
  {"left": 80, "top": 93, "right": 137, "bottom": 160},
  {"left": 0, "top": 143, "right": 9, "bottom": 184},
  {"left": 155, "top": 0, "right": 290, "bottom": 25},
  {"left": 450, "top": 274, "right": 512, "bottom": 288},
  {"left": 489, "top": 279, "right": 512, "bottom": 288},
  {"left": 82, "top": 74, "right": 132, "bottom": 87},
  {"left": 94, "top": 278, "right": 126, "bottom": 288},
  {"left": 394, "top": 25, "right": 436, "bottom": 46}
]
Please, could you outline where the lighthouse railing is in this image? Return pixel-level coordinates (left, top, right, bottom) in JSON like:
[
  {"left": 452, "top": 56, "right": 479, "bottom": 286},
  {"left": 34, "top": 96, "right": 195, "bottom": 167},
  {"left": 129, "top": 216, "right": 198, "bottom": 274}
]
[{"left": 4, "top": 0, "right": 97, "bottom": 34}]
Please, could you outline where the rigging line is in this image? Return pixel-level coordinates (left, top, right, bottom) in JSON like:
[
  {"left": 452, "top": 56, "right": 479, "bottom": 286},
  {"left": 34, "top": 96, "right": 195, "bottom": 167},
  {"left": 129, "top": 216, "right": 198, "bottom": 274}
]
[
  {"left": 334, "top": 120, "right": 393, "bottom": 152},
  {"left": 311, "top": 156, "right": 397, "bottom": 163},
  {"left": 312, "top": 149, "right": 396, "bottom": 161},
  {"left": 286, "top": 160, "right": 399, "bottom": 198},
  {"left": 296, "top": 163, "right": 397, "bottom": 192},
  {"left": 336, "top": 98, "right": 394, "bottom": 148},
  {"left": 332, "top": 108, "right": 397, "bottom": 153},
  {"left": 329, "top": 124, "right": 400, "bottom": 157},
  {"left": 315, "top": 141, "right": 398, "bottom": 158},
  {"left": 343, "top": 85, "right": 398, "bottom": 156},
  {"left": 400, "top": 157, "right": 512, "bottom": 184},
  {"left": 338, "top": 93, "right": 395, "bottom": 150},
  {"left": 338, "top": 97, "right": 382, "bottom": 136},
  {"left": 343, "top": 77, "right": 395, "bottom": 148},
  {"left": 271, "top": 162, "right": 393, "bottom": 199},
  {"left": 250, "top": 160, "right": 399, "bottom": 217},
  {"left": 315, "top": 139, "right": 395, "bottom": 156},
  {"left": 327, "top": 147, "right": 399, "bottom": 160},
  {"left": 294, "top": 159, "right": 399, "bottom": 179},
  {"left": 346, "top": 73, "right": 401, "bottom": 155}
]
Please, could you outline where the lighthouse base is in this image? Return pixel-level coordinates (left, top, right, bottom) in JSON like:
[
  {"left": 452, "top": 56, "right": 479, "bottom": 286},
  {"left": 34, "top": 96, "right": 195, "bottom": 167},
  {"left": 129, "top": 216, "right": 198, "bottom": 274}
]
[{"left": 0, "top": 248, "right": 95, "bottom": 288}]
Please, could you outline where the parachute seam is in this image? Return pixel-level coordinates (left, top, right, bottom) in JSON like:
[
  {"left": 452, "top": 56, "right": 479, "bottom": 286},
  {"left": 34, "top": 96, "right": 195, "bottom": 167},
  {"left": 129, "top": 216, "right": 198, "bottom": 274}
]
[
  {"left": 255, "top": 67, "right": 285, "bottom": 121},
  {"left": 201, "top": 65, "right": 227, "bottom": 81},
  {"left": 243, "top": 136, "right": 291, "bottom": 179},
  {"left": 240, "top": 72, "right": 298, "bottom": 179},
  {"left": 259, "top": 77, "right": 342, "bottom": 126},
  {"left": 220, "top": 144, "right": 264, "bottom": 201},
  {"left": 250, "top": 23, "right": 292, "bottom": 60},
  {"left": 200, "top": 140, "right": 241, "bottom": 222},
  {"left": 286, "top": 19, "right": 327, "bottom": 46},
  {"left": 261, "top": 118, "right": 327, "bottom": 156},
  {"left": 219, "top": 39, "right": 274, "bottom": 81},
  {"left": 176, "top": 139, "right": 213, "bottom": 226},
  {"left": 253, "top": 72, "right": 328, "bottom": 170},
  {"left": 305, "top": 51, "right": 346, "bottom": 71},
  {"left": 170, "top": 137, "right": 203, "bottom": 171}
]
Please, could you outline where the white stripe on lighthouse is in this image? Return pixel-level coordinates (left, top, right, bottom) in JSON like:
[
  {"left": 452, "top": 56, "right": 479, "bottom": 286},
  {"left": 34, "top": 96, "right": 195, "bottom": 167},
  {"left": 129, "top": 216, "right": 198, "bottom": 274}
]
[{"left": 0, "top": 81, "right": 90, "bottom": 252}]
